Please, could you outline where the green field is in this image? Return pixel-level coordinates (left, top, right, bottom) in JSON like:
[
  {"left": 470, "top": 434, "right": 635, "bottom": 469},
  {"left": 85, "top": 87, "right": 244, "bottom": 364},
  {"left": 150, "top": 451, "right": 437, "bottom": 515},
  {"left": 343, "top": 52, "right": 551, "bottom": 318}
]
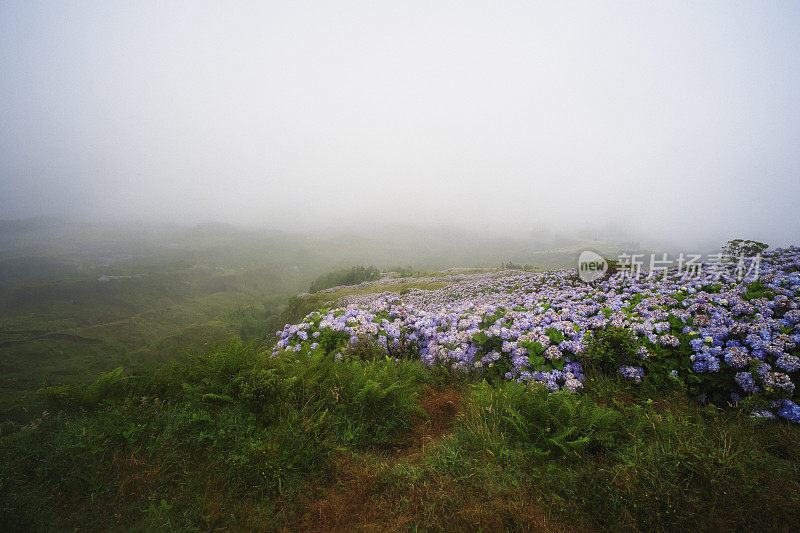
[
  {"left": 2, "top": 335, "right": 798, "bottom": 531},
  {"left": 0, "top": 220, "right": 613, "bottom": 426},
  {"left": 0, "top": 263, "right": 303, "bottom": 422},
  {"left": 4, "top": 220, "right": 762, "bottom": 531}
]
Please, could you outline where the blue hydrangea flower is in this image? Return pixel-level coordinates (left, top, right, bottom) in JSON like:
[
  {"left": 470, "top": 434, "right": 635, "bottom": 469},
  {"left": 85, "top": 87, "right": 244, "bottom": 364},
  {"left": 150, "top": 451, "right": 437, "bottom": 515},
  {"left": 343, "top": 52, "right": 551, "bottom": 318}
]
[
  {"left": 735, "top": 372, "right": 759, "bottom": 393},
  {"left": 618, "top": 366, "right": 644, "bottom": 384},
  {"left": 775, "top": 399, "right": 800, "bottom": 423},
  {"left": 776, "top": 353, "right": 800, "bottom": 373}
]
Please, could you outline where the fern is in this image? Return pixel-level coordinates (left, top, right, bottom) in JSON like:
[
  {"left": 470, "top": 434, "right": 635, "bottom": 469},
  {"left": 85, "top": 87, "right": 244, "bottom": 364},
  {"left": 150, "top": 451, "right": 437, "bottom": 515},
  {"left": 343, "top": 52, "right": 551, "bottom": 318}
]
[{"left": 466, "top": 381, "right": 624, "bottom": 458}]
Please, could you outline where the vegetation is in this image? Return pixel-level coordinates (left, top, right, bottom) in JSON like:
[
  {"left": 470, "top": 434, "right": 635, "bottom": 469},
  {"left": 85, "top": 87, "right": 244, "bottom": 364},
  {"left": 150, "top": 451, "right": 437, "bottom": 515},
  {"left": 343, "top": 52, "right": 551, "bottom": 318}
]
[
  {"left": 502, "top": 261, "right": 537, "bottom": 270},
  {"left": 0, "top": 263, "right": 304, "bottom": 424},
  {"left": 722, "top": 238, "right": 769, "bottom": 259},
  {"left": 581, "top": 325, "right": 640, "bottom": 376},
  {"left": 387, "top": 265, "right": 416, "bottom": 277},
  {"left": 425, "top": 377, "right": 800, "bottom": 531},
  {"left": 2, "top": 226, "right": 798, "bottom": 530},
  {"left": 1, "top": 340, "right": 426, "bottom": 530},
  {"left": 309, "top": 265, "right": 381, "bottom": 293},
  {"left": 1, "top": 334, "right": 798, "bottom": 530},
  {"left": 0, "top": 341, "right": 800, "bottom": 530}
]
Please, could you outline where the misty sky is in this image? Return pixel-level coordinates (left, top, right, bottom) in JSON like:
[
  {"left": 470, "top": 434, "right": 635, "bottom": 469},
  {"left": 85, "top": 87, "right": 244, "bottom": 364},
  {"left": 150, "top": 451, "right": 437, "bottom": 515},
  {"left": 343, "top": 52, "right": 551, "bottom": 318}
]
[{"left": 1, "top": 1, "right": 799, "bottom": 248}]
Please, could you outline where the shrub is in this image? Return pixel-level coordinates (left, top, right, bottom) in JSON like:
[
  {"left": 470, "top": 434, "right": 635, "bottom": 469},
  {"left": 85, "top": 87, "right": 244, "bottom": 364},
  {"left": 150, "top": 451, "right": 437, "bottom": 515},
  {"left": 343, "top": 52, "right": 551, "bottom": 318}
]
[
  {"left": 39, "top": 367, "right": 129, "bottom": 412},
  {"left": 581, "top": 326, "right": 641, "bottom": 377},
  {"left": 460, "top": 381, "right": 623, "bottom": 458},
  {"left": 309, "top": 265, "right": 380, "bottom": 293},
  {"left": 722, "top": 238, "right": 769, "bottom": 259}
]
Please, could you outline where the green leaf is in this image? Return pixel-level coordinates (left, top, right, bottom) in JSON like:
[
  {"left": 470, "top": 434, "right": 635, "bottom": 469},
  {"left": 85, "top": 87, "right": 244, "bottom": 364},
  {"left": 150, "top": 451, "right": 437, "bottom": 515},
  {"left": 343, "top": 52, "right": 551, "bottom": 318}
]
[
  {"left": 527, "top": 355, "right": 545, "bottom": 369},
  {"left": 546, "top": 328, "right": 565, "bottom": 345},
  {"left": 472, "top": 332, "right": 489, "bottom": 345}
]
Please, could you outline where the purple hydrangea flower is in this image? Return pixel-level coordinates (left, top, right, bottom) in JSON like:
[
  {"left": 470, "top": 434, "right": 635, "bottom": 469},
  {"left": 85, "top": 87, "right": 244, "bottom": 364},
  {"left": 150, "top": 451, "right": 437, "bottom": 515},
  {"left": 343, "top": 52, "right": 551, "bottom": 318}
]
[{"left": 618, "top": 366, "right": 644, "bottom": 384}]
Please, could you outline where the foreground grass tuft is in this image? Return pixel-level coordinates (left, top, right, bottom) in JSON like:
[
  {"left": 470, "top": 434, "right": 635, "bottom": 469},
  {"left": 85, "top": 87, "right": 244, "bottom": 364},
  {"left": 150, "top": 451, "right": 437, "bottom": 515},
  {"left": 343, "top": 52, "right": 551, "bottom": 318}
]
[{"left": 1, "top": 340, "right": 424, "bottom": 530}]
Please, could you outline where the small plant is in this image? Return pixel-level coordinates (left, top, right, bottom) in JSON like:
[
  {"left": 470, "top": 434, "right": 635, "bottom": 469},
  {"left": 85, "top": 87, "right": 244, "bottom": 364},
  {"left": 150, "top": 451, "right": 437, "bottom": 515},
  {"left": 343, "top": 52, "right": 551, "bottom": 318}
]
[
  {"left": 345, "top": 337, "right": 388, "bottom": 362},
  {"left": 39, "top": 367, "right": 128, "bottom": 412},
  {"left": 582, "top": 327, "right": 640, "bottom": 377},
  {"left": 463, "top": 381, "right": 623, "bottom": 458}
]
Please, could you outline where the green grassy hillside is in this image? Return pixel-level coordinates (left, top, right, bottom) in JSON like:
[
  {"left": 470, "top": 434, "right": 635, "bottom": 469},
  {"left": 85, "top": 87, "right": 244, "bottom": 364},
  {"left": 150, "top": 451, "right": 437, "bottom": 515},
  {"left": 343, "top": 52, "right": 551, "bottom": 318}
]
[
  {"left": 0, "top": 264, "right": 305, "bottom": 423},
  {"left": 2, "top": 338, "right": 798, "bottom": 531}
]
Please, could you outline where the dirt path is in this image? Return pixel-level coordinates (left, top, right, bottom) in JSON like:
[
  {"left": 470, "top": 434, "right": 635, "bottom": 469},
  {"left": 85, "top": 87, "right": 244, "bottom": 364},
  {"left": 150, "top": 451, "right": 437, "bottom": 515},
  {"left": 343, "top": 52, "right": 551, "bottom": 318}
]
[
  {"left": 296, "top": 386, "right": 463, "bottom": 532},
  {"left": 387, "top": 385, "right": 463, "bottom": 458}
]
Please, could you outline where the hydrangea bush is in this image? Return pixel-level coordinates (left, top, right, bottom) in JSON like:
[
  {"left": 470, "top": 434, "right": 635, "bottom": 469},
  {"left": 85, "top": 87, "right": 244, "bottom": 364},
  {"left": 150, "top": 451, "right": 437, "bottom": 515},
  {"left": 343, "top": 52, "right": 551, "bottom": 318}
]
[{"left": 274, "top": 247, "right": 800, "bottom": 422}]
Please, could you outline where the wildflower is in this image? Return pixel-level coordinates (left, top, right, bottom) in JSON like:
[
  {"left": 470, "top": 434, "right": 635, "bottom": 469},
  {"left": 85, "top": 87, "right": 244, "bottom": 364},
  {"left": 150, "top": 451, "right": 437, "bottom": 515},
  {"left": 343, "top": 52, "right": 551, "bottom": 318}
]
[
  {"left": 776, "top": 353, "right": 800, "bottom": 373},
  {"left": 272, "top": 248, "right": 800, "bottom": 404},
  {"left": 735, "top": 372, "right": 759, "bottom": 393},
  {"left": 618, "top": 366, "right": 644, "bottom": 384},
  {"left": 723, "top": 346, "right": 751, "bottom": 368},
  {"left": 544, "top": 345, "right": 562, "bottom": 360},
  {"left": 761, "top": 371, "right": 795, "bottom": 393},
  {"left": 775, "top": 399, "right": 800, "bottom": 423}
]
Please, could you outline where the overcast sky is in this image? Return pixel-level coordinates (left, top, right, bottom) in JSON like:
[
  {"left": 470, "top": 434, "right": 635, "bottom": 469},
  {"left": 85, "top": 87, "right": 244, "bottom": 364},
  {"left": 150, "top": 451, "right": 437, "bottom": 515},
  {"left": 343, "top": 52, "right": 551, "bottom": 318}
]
[{"left": 1, "top": 1, "right": 798, "bottom": 247}]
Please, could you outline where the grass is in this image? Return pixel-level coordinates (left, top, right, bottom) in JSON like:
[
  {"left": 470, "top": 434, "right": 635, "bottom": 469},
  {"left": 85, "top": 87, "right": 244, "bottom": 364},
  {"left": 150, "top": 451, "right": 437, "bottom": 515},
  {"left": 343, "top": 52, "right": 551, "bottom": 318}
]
[
  {"left": 0, "top": 265, "right": 306, "bottom": 424},
  {"left": 1, "top": 340, "right": 427, "bottom": 530},
  {"left": 429, "top": 378, "right": 800, "bottom": 530},
  {"left": 0, "top": 259, "right": 450, "bottom": 426},
  {"left": 1, "top": 337, "right": 799, "bottom": 531},
  {"left": 2, "top": 254, "right": 798, "bottom": 531}
]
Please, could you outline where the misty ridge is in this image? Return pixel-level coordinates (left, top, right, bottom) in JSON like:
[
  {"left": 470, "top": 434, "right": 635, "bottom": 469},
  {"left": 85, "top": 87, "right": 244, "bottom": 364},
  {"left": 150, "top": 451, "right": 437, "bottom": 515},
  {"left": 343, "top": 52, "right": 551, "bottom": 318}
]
[{"left": 0, "top": 215, "right": 701, "bottom": 300}]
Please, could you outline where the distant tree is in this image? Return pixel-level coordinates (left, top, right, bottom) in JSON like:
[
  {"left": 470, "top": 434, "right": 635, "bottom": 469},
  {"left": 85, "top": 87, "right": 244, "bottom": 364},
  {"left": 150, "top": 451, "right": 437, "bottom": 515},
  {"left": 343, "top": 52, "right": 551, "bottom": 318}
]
[
  {"left": 388, "top": 265, "right": 415, "bottom": 277},
  {"left": 502, "top": 261, "right": 535, "bottom": 270},
  {"left": 722, "top": 239, "right": 768, "bottom": 259},
  {"left": 309, "top": 265, "right": 381, "bottom": 293}
]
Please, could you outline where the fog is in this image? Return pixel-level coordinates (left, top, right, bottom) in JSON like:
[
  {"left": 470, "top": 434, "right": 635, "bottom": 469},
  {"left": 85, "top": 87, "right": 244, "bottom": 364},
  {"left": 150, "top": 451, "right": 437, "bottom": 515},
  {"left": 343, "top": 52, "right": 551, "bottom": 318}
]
[{"left": 1, "top": 1, "right": 799, "bottom": 250}]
